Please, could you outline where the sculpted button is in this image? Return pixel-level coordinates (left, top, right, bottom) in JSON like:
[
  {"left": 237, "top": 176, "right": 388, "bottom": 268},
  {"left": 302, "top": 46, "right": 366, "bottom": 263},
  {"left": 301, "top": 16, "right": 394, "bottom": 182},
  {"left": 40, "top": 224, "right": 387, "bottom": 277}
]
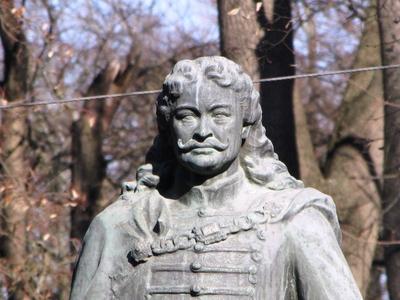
[
  {"left": 190, "top": 261, "right": 202, "bottom": 271},
  {"left": 194, "top": 243, "right": 205, "bottom": 252},
  {"left": 251, "top": 251, "right": 263, "bottom": 262},
  {"left": 257, "top": 229, "right": 266, "bottom": 240},
  {"left": 190, "top": 285, "right": 201, "bottom": 296},
  {"left": 198, "top": 208, "right": 207, "bottom": 217},
  {"left": 238, "top": 216, "right": 254, "bottom": 230},
  {"left": 249, "top": 265, "right": 257, "bottom": 274}
]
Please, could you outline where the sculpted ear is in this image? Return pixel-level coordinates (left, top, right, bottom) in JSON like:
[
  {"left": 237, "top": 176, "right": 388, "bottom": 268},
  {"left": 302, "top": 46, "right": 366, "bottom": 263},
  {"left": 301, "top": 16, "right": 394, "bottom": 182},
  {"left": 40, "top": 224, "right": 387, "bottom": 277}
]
[{"left": 241, "top": 125, "right": 251, "bottom": 140}]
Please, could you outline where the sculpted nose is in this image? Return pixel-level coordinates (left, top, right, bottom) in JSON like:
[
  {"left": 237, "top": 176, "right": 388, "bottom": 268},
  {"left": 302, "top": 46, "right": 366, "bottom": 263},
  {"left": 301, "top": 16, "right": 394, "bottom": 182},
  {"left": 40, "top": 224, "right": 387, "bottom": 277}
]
[{"left": 193, "top": 117, "right": 212, "bottom": 141}]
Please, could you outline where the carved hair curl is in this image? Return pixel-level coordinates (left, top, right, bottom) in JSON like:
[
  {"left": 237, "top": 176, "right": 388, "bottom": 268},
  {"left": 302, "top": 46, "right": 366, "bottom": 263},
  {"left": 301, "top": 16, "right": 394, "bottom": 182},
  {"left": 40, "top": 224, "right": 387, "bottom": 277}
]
[{"left": 138, "top": 56, "right": 303, "bottom": 191}]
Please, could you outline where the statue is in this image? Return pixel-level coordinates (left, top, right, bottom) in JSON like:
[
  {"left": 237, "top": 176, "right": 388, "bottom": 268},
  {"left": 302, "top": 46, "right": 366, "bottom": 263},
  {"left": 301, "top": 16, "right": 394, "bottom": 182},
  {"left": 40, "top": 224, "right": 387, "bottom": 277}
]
[{"left": 70, "top": 56, "right": 362, "bottom": 299}]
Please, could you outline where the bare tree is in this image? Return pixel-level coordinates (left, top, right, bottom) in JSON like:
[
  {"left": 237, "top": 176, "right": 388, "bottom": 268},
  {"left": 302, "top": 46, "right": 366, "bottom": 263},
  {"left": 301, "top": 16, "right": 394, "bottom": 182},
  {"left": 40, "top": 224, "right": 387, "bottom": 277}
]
[
  {"left": 0, "top": 1, "right": 30, "bottom": 298},
  {"left": 68, "top": 1, "right": 219, "bottom": 240},
  {"left": 377, "top": 0, "right": 400, "bottom": 299},
  {"left": 218, "top": 0, "right": 299, "bottom": 177},
  {"left": 0, "top": 1, "right": 218, "bottom": 298},
  {"left": 218, "top": 1, "right": 382, "bottom": 297},
  {"left": 3, "top": 0, "right": 390, "bottom": 297},
  {"left": 256, "top": 0, "right": 299, "bottom": 178},
  {"left": 70, "top": 60, "right": 121, "bottom": 240}
]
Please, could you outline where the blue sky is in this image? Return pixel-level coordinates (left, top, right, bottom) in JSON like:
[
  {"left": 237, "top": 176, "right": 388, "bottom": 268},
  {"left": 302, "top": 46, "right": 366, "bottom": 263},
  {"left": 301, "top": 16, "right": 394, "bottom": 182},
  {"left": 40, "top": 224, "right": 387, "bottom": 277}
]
[{"left": 152, "top": 0, "right": 219, "bottom": 42}]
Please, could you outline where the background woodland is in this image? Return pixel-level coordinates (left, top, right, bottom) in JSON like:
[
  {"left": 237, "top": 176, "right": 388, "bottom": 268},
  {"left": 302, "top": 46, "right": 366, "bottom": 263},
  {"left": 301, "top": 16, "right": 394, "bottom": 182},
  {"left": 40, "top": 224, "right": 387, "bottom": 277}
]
[{"left": 0, "top": 0, "right": 399, "bottom": 299}]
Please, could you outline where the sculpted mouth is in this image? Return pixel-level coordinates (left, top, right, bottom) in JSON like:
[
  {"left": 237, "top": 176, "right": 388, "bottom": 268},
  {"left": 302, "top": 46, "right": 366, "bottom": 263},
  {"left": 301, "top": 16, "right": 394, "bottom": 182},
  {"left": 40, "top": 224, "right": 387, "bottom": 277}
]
[
  {"left": 177, "top": 139, "right": 228, "bottom": 153},
  {"left": 191, "top": 145, "right": 217, "bottom": 149},
  {"left": 190, "top": 147, "right": 217, "bottom": 155}
]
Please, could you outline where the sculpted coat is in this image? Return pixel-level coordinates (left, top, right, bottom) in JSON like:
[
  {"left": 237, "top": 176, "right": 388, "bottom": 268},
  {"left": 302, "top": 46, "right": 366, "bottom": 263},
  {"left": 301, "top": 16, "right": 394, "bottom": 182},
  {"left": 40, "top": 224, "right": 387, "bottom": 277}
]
[{"left": 70, "top": 56, "right": 362, "bottom": 300}]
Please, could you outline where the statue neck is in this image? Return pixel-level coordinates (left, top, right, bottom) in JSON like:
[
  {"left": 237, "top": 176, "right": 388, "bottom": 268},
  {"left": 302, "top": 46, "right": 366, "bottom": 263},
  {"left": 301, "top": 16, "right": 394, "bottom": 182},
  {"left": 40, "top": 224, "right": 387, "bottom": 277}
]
[
  {"left": 169, "top": 160, "right": 245, "bottom": 209},
  {"left": 180, "top": 157, "right": 240, "bottom": 186}
]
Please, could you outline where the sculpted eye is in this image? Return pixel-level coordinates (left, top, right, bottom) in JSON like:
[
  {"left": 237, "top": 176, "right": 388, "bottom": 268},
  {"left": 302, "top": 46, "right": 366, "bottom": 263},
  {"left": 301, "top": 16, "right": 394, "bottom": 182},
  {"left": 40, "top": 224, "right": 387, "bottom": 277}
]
[
  {"left": 175, "top": 111, "right": 197, "bottom": 122},
  {"left": 212, "top": 110, "right": 231, "bottom": 120},
  {"left": 182, "top": 115, "right": 196, "bottom": 121}
]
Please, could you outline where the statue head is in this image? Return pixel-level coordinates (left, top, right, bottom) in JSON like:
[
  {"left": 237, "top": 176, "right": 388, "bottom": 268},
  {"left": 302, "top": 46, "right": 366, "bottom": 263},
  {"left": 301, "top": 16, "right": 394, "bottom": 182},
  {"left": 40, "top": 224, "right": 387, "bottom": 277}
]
[{"left": 139, "top": 56, "right": 302, "bottom": 191}]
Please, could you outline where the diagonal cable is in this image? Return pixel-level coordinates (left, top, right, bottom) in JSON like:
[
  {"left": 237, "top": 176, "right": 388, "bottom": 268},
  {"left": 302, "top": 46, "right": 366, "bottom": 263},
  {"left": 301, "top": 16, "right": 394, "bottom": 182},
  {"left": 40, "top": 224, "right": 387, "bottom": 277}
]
[{"left": 1, "top": 63, "right": 400, "bottom": 110}]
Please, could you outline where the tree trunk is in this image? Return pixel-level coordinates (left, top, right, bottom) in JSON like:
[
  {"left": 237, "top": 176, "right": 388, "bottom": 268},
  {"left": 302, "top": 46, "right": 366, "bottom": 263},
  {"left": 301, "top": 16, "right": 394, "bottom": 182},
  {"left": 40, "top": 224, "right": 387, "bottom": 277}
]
[
  {"left": 256, "top": 0, "right": 299, "bottom": 178},
  {"left": 70, "top": 61, "right": 120, "bottom": 240},
  {"left": 0, "top": 1, "right": 30, "bottom": 298},
  {"left": 377, "top": 1, "right": 400, "bottom": 299},
  {"left": 70, "top": 59, "right": 141, "bottom": 240},
  {"left": 218, "top": 0, "right": 298, "bottom": 177},
  {"left": 217, "top": 0, "right": 260, "bottom": 80}
]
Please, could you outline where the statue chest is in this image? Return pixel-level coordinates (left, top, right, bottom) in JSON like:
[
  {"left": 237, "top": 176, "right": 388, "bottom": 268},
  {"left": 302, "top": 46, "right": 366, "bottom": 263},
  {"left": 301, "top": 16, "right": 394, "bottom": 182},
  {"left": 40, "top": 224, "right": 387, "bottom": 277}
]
[
  {"left": 112, "top": 212, "right": 296, "bottom": 300},
  {"left": 146, "top": 231, "right": 265, "bottom": 300}
]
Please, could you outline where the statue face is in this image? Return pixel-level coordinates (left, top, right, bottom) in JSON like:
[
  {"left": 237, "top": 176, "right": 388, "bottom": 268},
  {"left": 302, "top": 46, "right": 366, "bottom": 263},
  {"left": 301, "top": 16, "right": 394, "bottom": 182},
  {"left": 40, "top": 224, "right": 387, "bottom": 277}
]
[{"left": 170, "top": 79, "right": 243, "bottom": 176}]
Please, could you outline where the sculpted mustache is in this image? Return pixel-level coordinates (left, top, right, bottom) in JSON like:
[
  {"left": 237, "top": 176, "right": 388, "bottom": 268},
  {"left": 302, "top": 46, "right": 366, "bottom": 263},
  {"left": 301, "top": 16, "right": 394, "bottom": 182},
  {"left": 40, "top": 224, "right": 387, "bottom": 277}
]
[{"left": 177, "top": 138, "right": 229, "bottom": 152}]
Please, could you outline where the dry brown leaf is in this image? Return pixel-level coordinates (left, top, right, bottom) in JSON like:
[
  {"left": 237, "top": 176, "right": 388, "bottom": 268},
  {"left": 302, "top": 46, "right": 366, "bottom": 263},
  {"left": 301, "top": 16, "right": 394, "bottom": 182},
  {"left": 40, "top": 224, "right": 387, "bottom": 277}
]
[
  {"left": 41, "top": 23, "right": 49, "bottom": 32},
  {"left": 88, "top": 115, "right": 96, "bottom": 128},
  {"left": 65, "top": 48, "right": 74, "bottom": 57},
  {"left": 11, "top": 7, "right": 25, "bottom": 18},
  {"left": 285, "top": 20, "right": 293, "bottom": 29},
  {"left": 65, "top": 202, "right": 78, "bottom": 207},
  {"left": 228, "top": 7, "right": 240, "bottom": 16},
  {"left": 71, "top": 188, "right": 79, "bottom": 200}
]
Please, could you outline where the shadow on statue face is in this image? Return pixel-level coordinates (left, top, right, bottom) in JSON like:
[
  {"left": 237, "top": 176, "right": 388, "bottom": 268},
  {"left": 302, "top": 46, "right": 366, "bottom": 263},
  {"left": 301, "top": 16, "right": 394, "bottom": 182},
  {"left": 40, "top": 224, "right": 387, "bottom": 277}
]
[{"left": 170, "top": 79, "right": 244, "bottom": 177}]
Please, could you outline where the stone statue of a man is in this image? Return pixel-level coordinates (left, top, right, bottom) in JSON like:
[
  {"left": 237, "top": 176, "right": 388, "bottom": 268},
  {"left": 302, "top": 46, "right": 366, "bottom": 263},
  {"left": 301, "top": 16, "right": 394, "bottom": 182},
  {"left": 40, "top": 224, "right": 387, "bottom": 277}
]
[{"left": 70, "top": 56, "right": 362, "bottom": 299}]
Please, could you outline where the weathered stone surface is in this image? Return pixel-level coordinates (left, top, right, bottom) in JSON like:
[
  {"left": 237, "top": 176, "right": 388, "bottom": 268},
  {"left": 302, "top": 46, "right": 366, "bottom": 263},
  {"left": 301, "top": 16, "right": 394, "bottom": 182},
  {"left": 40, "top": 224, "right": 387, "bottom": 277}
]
[{"left": 70, "top": 56, "right": 362, "bottom": 299}]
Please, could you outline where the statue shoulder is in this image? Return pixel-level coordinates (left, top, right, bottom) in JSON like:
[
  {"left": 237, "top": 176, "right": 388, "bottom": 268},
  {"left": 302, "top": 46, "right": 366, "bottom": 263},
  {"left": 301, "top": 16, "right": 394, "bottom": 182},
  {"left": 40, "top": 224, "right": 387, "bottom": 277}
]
[
  {"left": 262, "top": 187, "right": 341, "bottom": 242},
  {"left": 86, "top": 187, "right": 170, "bottom": 257},
  {"left": 85, "top": 191, "right": 143, "bottom": 241},
  {"left": 93, "top": 196, "right": 134, "bottom": 227},
  {"left": 91, "top": 180, "right": 160, "bottom": 229},
  {"left": 262, "top": 187, "right": 338, "bottom": 230}
]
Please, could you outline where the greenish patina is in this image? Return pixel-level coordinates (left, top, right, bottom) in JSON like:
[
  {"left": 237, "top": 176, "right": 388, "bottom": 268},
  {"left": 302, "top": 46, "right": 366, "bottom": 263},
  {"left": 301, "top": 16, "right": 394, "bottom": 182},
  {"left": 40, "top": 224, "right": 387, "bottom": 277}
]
[{"left": 70, "top": 56, "right": 362, "bottom": 299}]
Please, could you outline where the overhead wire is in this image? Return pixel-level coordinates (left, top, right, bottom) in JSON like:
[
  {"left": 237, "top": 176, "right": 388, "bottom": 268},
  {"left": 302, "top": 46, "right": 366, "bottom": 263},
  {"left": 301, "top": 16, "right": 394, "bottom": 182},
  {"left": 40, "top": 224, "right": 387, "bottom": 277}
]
[
  {"left": 0, "top": 90, "right": 162, "bottom": 110},
  {"left": 1, "top": 63, "right": 400, "bottom": 110},
  {"left": 253, "top": 64, "right": 400, "bottom": 82}
]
